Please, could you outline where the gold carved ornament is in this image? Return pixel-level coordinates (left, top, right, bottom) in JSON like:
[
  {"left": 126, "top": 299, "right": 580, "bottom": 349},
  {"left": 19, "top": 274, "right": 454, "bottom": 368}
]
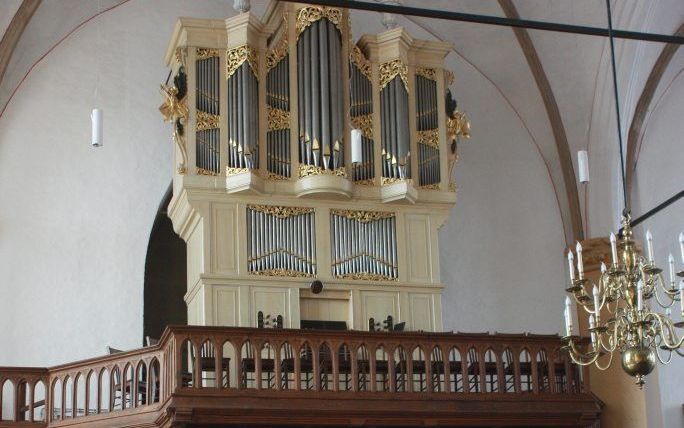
[
  {"left": 419, "top": 184, "right": 440, "bottom": 190},
  {"left": 174, "top": 47, "right": 187, "bottom": 67},
  {"left": 250, "top": 269, "right": 314, "bottom": 278},
  {"left": 446, "top": 110, "right": 471, "bottom": 192},
  {"left": 351, "top": 114, "right": 373, "bottom": 139},
  {"left": 248, "top": 204, "right": 314, "bottom": 218},
  {"left": 379, "top": 59, "right": 408, "bottom": 91},
  {"left": 444, "top": 70, "right": 455, "bottom": 87},
  {"left": 298, "top": 164, "right": 347, "bottom": 178},
  {"left": 266, "top": 37, "right": 289, "bottom": 70},
  {"left": 417, "top": 129, "right": 439, "bottom": 149},
  {"left": 267, "top": 106, "right": 290, "bottom": 131},
  {"left": 159, "top": 84, "right": 189, "bottom": 174},
  {"left": 335, "top": 272, "right": 398, "bottom": 282},
  {"left": 267, "top": 172, "right": 289, "bottom": 181},
  {"left": 226, "top": 167, "right": 250, "bottom": 176},
  {"left": 296, "top": 6, "right": 343, "bottom": 37},
  {"left": 350, "top": 45, "right": 372, "bottom": 79},
  {"left": 331, "top": 209, "right": 395, "bottom": 223},
  {"left": 381, "top": 177, "right": 406, "bottom": 186},
  {"left": 226, "top": 45, "right": 259, "bottom": 79},
  {"left": 415, "top": 67, "right": 436, "bottom": 81},
  {"left": 196, "top": 110, "right": 220, "bottom": 132},
  {"left": 197, "top": 167, "right": 218, "bottom": 176},
  {"left": 196, "top": 47, "right": 219, "bottom": 60}
]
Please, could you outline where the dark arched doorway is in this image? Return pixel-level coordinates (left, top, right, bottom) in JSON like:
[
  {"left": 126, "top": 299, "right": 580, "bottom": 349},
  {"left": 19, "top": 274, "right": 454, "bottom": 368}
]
[{"left": 143, "top": 184, "right": 187, "bottom": 343}]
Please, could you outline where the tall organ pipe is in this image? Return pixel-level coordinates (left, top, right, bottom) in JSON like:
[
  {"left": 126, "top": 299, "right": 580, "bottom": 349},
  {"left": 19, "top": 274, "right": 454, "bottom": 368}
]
[{"left": 297, "top": 19, "right": 344, "bottom": 170}]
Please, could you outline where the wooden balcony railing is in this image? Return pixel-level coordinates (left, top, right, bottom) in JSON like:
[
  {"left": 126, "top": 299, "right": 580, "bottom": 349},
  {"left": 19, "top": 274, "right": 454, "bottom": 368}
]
[{"left": 0, "top": 326, "right": 600, "bottom": 427}]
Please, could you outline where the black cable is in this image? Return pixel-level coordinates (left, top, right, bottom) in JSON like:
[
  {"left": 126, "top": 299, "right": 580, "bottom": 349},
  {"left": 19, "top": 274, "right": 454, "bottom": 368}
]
[
  {"left": 283, "top": 0, "right": 684, "bottom": 44},
  {"left": 605, "top": 0, "right": 628, "bottom": 213}
]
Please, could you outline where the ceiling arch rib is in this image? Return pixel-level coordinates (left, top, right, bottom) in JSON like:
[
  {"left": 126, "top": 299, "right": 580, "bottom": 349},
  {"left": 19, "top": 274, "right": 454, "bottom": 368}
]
[
  {"left": 626, "top": 22, "right": 684, "bottom": 206},
  {"left": 0, "top": 0, "right": 41, "bottom": 87},
  {"left": 497, "top": 0, "right": 583, "bottom": 244}
]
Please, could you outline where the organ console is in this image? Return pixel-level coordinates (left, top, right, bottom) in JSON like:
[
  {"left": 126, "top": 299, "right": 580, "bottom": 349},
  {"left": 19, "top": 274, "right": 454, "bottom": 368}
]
[{"left": 163, "top": 1, "right": 471, "bottom": 332}]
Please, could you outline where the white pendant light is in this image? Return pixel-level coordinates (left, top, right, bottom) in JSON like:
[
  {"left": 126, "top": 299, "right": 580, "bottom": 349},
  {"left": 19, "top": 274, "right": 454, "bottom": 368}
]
[
  {"left": 577, "top": 150, "right": 589, "bottom": 183},
  {"left": 91, "top": 108, "right": 103, "bottom": 147}
]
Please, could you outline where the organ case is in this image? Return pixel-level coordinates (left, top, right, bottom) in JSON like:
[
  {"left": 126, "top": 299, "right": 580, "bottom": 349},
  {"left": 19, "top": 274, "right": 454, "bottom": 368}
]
[{"left": 163, "top": 1, "right": 469, "bottom": 333}]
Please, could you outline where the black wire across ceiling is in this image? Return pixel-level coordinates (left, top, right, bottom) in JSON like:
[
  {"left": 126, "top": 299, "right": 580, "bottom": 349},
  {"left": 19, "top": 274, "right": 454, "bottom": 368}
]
[{"left": 283, "top": 0, "right": 684, "bottom": 45}]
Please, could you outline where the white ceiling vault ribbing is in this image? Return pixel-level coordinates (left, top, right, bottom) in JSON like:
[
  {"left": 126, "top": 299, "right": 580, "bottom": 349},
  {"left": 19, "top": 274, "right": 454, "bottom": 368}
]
[{"left": 0, "top": 0, "right": 681, "bottom": 244}]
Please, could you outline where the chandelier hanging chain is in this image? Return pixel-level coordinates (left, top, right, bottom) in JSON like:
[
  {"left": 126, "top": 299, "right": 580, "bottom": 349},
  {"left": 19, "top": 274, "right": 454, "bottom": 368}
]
[{"left": 605, "top": 0, "right": 628, "bottom": 213}]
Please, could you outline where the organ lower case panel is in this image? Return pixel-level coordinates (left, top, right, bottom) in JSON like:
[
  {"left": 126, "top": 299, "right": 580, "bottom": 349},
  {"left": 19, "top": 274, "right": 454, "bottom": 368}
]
[
  {"left": 246, "top": 204, "right": 316, "bottom": 277},
  {"left": 330, "top": 209, "right": 398, "bottom": 281}
]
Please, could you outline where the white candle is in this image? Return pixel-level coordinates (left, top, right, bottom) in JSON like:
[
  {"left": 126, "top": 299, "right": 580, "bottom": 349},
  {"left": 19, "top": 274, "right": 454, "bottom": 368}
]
[
  {"left": 645, "top": 230, "right": 654, "bottom": 264},
  {"left": 637, "top": 282, "right": 644, "bottom": 311},
  {"left": 589, "top": 314, "right": 596, "bottom": 346},
  {"left": 680, "top": 280, "right": 684, "bottom": 314},
  {"left": 600, "top": 262, "right": 607, "bottom": 274},
  {"left": 610, "top": 233, "right": 618, "bottom": 266},
  {"left": 669, "top": 253, "right": 676, "bottom": 287},
  {"left": 351, "top": 129, "right": 363, "bottom": 164},
  {"left": 679, "top": 232, "right": 684, "bottom": 264},
  {"left": 565, "top": 296, "right": 573, "bottom": 335},
  {"left": 592, "top": 285, "right": 600, "bottom": 320},
  {"left": 568, "top": 251, "right": 575, "bottom": 281},
  {"left": 665, "top": 307, "right": 672, "bottom": 318},
  {"left": 576, "top": 242, "right": 584, "bottom": 279}
]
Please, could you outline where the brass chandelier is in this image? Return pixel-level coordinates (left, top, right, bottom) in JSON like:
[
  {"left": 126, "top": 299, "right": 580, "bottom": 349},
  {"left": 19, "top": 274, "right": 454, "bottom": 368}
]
[
  {"left": 563, "top": 215, "right": 684, "bottom": 387},
  {"left": 561, "top": 0, "right": 684, "bottom": 387}
]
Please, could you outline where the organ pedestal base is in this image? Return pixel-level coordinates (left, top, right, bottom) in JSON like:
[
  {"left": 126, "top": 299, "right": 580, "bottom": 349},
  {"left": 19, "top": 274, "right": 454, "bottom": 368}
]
[
  {"left": 294, "top": 174, "right": 353, "bottom": 199},
  {"left": 226, "top": 171, "right": 265, "bottom": 194}
]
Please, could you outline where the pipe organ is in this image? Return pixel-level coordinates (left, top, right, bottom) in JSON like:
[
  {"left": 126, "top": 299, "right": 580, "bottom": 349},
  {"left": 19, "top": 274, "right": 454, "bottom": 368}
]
[{"left": 163, "top": 1, "right": 470, "bottom": 333}]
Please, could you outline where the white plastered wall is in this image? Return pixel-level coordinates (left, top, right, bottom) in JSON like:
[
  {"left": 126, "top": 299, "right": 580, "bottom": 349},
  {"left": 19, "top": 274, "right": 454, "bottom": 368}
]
[{"left": 0, "top": 1, "right": 565, "bottom": 372}]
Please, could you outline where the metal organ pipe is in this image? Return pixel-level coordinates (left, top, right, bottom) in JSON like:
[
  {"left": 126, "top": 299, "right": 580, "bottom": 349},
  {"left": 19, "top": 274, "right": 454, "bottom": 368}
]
[{"left": 297, "top": 19, "right": 344, "bottom": 170}]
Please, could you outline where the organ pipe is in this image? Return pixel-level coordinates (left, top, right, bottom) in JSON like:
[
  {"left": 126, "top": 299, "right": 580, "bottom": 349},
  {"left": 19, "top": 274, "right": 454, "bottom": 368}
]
[
  {"left": 330, "top": 210, "right": 398, "bottom": 280},
  {"left": 415, "top": 71, "right": 440, "bottom": 187},
  {"left": 227, "top": 46, "right": 259, "bottom": 173},
  {"left": 297, "top": 18, "right": 345, "bottom": 171},
  {"left": 195, "top": 52, "right": 220, "bottom": 175},
  {"left": 247, "top": 205, "right": 317, "bottom": 276}
]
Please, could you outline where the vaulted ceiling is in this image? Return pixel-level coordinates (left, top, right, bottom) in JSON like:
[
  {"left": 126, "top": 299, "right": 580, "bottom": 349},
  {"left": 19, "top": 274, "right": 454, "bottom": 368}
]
[{"left": 1, "top": 0, "right": 681, "bottom": 244}]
